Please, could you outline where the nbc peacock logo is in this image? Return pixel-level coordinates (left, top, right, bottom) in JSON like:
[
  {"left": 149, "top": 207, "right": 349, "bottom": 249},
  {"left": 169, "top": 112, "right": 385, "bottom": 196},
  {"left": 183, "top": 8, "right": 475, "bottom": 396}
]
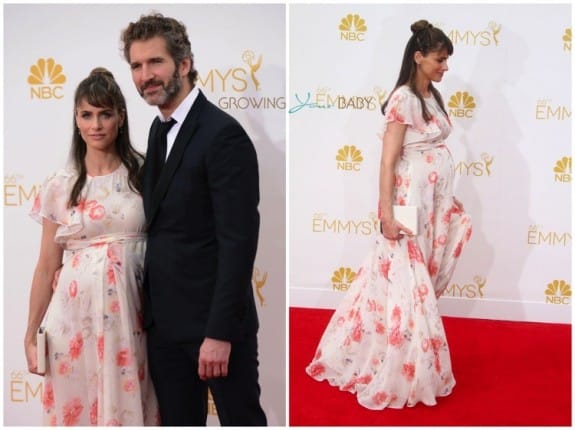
[
  {"left": 331, "top": 267, "right": 357, "bottom": 291},
  {"left": 336, "top": 145, "right": 363, "bottom": 171},
  {"left": 563, "top": 28, "right": 571, "bottom": 52},
  {"left": 545, "top": 280, "right": 571, "bottom": 305},
  {"left": 339, "top": 13, "right": 367, "bottom": 41},
  {"left": 27, "top": 58, "right": 66, "bottom": 100},
  {"left": 553, "top": 156, "right": 571, "bottom": 183},
  {"left": 448, "top": 91, "right": 476, "bottom": 118}
]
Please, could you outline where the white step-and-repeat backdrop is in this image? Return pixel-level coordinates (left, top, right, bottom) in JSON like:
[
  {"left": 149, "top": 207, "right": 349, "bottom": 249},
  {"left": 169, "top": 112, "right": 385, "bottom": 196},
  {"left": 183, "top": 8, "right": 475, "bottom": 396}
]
[
  {"left": 290, "top": 4, "right": 572, "bottom": 324},
  {"left": 3, "top": 3, "right": 285, "bottom": 426}
]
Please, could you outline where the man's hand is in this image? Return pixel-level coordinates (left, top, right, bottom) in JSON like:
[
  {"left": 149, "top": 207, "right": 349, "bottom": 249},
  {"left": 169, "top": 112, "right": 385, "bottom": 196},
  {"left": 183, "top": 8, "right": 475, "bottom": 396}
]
[{"left": 198, "top": 337, "right": 231, "bottom": 380}]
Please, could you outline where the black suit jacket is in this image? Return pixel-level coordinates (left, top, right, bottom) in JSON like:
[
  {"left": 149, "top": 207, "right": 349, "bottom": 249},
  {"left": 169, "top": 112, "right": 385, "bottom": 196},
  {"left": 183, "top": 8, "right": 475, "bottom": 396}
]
[{"left": 142, "top": 90, "right": 260, "bottom": 343}]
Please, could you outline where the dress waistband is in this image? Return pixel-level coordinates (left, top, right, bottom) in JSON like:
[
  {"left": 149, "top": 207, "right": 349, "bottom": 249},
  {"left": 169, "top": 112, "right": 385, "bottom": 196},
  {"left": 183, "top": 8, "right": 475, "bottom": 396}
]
[
  {"left": 64, "top": 232, "right": 146, "bottom": 251},
  {"left": 403, "top": 141, "right": 447, "bottom": 152}
]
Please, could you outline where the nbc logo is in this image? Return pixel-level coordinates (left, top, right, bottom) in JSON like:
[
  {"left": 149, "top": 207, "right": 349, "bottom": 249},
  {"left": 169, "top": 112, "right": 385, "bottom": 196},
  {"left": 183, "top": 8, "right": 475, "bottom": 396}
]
[
  {"left": 448, "top": 91, "right": 476, "bottom": 118},
  {"left": 553, "top": 156, "right": 571, "bottom": 183},
  {"left": 27, "top": 58, "right": 66, "bottom": 99},
  {"left": 545, "top": 280, "right": 571, "bottom": 305},
  {"left": 563, "top": 28, "right": 571, "bottom": 51},
  {"left": 339, "top": 13, "right": 367, "bottom": 41},
  {"left": 331, "top": 267, "right": 357, "bottom": 291},
  {"left": 336, "top": 145, "right": 363, "bottom": 171}
]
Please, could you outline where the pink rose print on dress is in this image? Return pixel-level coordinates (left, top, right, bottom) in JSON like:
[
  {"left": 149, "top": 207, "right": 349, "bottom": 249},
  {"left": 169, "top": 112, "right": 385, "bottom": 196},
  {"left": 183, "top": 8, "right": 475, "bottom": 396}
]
[
  {"left": 407, "top": 241, "right": 424, "bottom": 264},
  {"left": 388, "top": 327, "right": 403, "bottom": 347},
  {"left": 90, "top": 400, "right": 98, "bottom": 425},
  {"left": 428, "top": 171, "right": 438, "bottom": 184},
  {"left": 375, "top": 321, "right": 385, "bottom": 334},
  {"left": 107, "top": 265, "right": 116, "bottom": 285},
  {"left": 356, "top": 374, "right": 373, "bottom": 385},
  {"left": 465, "top": 225, "right": 473, "bottom": 241},
  {"left": 69, "top": 332, "right": 84, "bottom": 360},
  {"left": 68, "top": 280, "right": 78, "bottom": 298},
  {"left": 415, "top": 283, "right": 429, "bottom": 303},
  {"left": 97, "top": 335, "right": 104, "bottom": 362},
  {"left": 428, "top": 259, "right": 439, "bottom": 277},
  {"left": 71, "top": 253, "right": 81, "bottom": 268},
  {"left": 453, "top": 241, "right": 463, "bottom": 258},
  {"left": 32, "top": 194, "right": 41, "bottom": 213},
  {"left": 107, "top": 245, "right": 122, "bottom": 265},
  {"left": 62, "top": 398, "right": 84, "bottom": 426},
  {"left": 351, "top": 321, "right": 363, "bottom": 342},
  {"left": 43, "top": 381, "right": 55, "bottom": 410},
  {"left": 402, "top": 363, "right": 415, "bottom": 381},
  {"left": 116, "top": 348, "right": 132, "bottom": 367},
  {"left": 379, "top": 258, "right": 391, "bottom": 280},
  {"left": 110, "top": 300, "right": 120, "bottom": 313},
  {"left": 372, "top": 391, "right": 388, "bottom": 406},
  {"left": 89, "top": 205, "right": 106, "bottom": 220},
  {"left": 123, "top": 379, "right": 137, "bottom": 392},
  {"left": 308, "top": 362, "right": 325, "bottom": 378},
  {"left": 58, "top": 360, "right": 73, "bottom": 376},
  {"left": 387, "top": 103, "right": 405, "bottom": 123}
]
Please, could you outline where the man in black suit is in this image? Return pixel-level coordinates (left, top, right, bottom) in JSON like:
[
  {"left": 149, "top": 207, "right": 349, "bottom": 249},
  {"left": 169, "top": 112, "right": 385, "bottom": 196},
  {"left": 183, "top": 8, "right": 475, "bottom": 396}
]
[{"left": 121, "top": 13, "right": 266, "bottom": 426}]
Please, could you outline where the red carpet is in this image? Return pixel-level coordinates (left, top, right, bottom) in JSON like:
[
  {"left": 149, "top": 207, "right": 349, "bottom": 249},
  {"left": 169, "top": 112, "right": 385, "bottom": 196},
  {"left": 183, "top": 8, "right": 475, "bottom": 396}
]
[{"left": 290, "top": 307, "right": 572, "bottom": 426}]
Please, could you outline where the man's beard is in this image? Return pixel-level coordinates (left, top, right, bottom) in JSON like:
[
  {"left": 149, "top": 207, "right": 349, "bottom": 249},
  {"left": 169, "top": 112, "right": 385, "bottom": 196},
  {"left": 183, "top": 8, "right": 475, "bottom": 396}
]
[{"left": 140, "top": 69, "right": 182, "bottom": 107}]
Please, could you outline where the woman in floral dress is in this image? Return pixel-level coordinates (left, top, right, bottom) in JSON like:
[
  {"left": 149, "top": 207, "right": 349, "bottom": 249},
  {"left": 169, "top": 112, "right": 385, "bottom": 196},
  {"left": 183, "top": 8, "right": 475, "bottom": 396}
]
[
  {"left": 306, "top": 20, "right": 473, "bottom": 410},
  {"left": 24, "top": 68, "right": 159, "bottom": 425}
]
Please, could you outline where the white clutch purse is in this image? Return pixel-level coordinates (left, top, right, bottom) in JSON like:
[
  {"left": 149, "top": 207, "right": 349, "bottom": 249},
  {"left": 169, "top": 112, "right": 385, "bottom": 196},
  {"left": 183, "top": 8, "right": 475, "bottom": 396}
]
[
  {"left": 36, "top": 326, "right": 46, "bottom": 374},
  {"left": 391, "top": 205, "right": 418, "bottom": 235}
]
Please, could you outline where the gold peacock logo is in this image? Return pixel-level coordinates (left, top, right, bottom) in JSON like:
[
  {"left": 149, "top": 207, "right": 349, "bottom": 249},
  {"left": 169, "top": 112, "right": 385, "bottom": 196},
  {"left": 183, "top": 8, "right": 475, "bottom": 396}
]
[
  {"left": 336, "top": 145, "right": 363, "bottom": 171},
  {"left": 27, "top": 58, "right": 66, "bottom": 85},
  {"left": 554, "top": 156, "right": 571, "bottom": 182},
  {"left": 331, "top": 267, "right": 357, "bottom": 291},
  {"left": 554, "top": 156, "right": 572, "bottom": 174},
  {"left": 336, "top": 145, "right": 363, "bottom": 162},
  {"left": 563, "top": 28, "right": 571, "bottom": 51},
  {"left": 339, "top": 14, "right": 367, "bottom": 32},
  {"left": 545, "top": 280, "right": 571, "bottom": 305},
  {"left": 448, "top": 91, "right": 476, "bottom": 109}
]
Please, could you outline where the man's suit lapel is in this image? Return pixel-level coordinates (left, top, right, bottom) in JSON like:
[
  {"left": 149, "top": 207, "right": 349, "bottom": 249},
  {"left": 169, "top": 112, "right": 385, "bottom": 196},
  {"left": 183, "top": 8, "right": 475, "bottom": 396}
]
[{"left": 147, "top": 91, "right": 207, "bottom": 227}]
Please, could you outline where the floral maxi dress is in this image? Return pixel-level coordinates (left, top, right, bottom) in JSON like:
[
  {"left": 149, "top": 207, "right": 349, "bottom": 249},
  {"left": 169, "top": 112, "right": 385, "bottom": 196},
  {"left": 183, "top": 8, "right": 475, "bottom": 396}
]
[
  {"left": 30, "top": 164, "right": 159, "bottom": 425},
  {"left": 306, "top": 85, "right": 473, "bottom": 410}
]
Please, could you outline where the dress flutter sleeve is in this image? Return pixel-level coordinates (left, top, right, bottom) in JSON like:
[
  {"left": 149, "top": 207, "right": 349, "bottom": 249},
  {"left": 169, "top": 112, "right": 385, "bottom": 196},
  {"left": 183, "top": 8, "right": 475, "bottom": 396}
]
[
  {"left": 30, "top": 170, "right": 72, "bottom": 225},
  {"left": 29, "top": 169, "right": 85, "bottom": 243},
  {"left": 384, "top": 87, "right": 418, "bottom": 126}
]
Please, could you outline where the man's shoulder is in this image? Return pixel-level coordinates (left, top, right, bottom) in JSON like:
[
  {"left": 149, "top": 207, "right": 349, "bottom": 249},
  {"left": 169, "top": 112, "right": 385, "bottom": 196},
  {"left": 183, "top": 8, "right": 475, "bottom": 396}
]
[{"left": 200, "top": 93, "right": 241, "bottom": 126}]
